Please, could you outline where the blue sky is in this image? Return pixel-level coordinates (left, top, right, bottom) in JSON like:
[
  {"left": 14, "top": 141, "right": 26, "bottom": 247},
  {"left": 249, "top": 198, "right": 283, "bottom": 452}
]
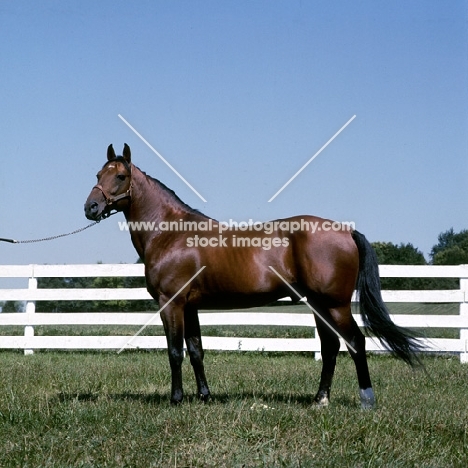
[{"left": 1, "top": 0, "right": 467, "bottom": 273}]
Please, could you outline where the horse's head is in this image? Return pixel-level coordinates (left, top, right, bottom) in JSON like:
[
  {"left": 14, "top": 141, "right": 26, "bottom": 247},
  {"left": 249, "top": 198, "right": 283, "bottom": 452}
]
[{"left": 84, "top": 144, "right": 132, "bottom": 221}]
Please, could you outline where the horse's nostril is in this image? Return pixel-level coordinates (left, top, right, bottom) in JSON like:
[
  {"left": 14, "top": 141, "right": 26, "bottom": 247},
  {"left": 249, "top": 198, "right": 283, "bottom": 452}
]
[{"left": 85, "top": 201, "right": 99, "bottom": 219}]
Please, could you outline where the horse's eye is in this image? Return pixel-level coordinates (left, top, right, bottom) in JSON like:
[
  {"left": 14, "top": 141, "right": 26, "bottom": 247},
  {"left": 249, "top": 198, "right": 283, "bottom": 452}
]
[{"left": 117, "top": 174, "right": 126, "bottom": 181}]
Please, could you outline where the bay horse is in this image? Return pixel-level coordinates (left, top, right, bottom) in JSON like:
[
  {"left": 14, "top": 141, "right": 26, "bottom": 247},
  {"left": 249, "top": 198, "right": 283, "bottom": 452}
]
[{"left": 84, "top": 144, "right": 421, "bottom": 408}]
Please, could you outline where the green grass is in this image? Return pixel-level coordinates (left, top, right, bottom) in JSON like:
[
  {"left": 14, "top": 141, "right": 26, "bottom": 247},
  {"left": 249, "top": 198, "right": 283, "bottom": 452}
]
[{"left": 0, "top": 351, "right": 467, "bottom": 467}]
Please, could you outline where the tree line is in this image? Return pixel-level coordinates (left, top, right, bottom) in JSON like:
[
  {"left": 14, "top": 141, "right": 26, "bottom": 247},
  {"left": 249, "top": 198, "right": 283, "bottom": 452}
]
[
  {"left": 1, "top": 228, "right": 467, "bottom": 312},
  {"left": 373, "top": 226, "right": 466, "bottom": 290}
]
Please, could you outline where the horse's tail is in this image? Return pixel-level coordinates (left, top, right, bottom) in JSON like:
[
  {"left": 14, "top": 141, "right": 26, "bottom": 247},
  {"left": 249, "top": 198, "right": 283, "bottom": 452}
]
[{"left": 352, "top": 230, "right": 423, "bottom": 367}]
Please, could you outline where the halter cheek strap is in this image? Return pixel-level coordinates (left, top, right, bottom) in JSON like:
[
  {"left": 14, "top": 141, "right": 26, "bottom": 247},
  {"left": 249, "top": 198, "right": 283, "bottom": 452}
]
[
  {"left": 93, "top": 183, "right": 132, "bottom": 206},
  {"left": 92, "top": 183, "right": 132, "bottom": 219}
]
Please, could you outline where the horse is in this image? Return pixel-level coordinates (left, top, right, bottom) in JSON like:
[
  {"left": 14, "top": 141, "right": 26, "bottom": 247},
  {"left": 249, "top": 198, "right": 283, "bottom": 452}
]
[{"left": 84, "top": 144, "right": 421, "bottom": 408}]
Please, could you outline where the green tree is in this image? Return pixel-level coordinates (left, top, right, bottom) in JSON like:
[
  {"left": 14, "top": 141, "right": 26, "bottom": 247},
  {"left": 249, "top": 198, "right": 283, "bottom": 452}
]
[
  {"left": 371, "top": 241, "right": 429, "bottom": 290},
  {"left": 91, "top": 276, "right": 128, "bottom": 312},
  {"left": 373, "top": 242, "right": 426, "bottom": 265},
  {"left": 1, "top": 301, "right": 26, "bottom": 312},
  {"left": 36, "top": 276, "right": 94, "bottom": 312},
  {"left": 429, "top": 228, "right": 468, "bottom": 289},
  {"left": 431, "top": 228, "right": 468, "bottom": 265}
]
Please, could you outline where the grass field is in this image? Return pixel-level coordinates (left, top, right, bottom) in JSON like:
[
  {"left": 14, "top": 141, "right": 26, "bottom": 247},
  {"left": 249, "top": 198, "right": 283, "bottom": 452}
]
[
  {"left": 0, "top": 302, "right": 466, "bottom": 466},
  {"left": 0, "top": 350, "right": 467, "bottom": 467}
]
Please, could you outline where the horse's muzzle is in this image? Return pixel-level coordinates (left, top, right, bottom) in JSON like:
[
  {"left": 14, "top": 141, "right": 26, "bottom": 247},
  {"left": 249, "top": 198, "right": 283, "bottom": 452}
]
[{"left": 84, "top": 200, "right": 100, "bottom": 220}]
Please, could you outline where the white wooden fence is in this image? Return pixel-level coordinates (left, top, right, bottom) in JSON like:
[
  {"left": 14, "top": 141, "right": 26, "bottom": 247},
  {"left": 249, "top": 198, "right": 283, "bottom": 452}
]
[{"left": 0, "top": 264, "right": 467, "bottom": 362}]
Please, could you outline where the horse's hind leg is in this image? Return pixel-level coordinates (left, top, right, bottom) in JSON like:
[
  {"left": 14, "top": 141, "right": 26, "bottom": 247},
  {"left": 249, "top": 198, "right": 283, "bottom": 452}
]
[
  {"left": 345, "top": 318, "right": 375, "bottom": 409},
  {"left": 313, "top": 316, "right": 341, "bottom": 407},
  {"left": 321, "top": 305, "right": 375, "bottom": 409},
  {"left": 184, "top": 307, "right": 211, "bottom": 402}
]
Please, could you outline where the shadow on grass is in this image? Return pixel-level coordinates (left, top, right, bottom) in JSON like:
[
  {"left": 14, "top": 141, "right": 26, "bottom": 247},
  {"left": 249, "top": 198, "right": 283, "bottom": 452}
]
[
  {"left": 56, "top": 391, "right": 167, "bottom": 405},
  {"left": 55, "top": 391, "right": 357, "bottom": 408}
]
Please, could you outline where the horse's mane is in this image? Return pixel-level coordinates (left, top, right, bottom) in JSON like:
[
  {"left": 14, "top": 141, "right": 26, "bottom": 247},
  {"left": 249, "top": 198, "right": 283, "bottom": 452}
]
[{"left": 136, "top": 166, "right": 208, "bottom": 218}]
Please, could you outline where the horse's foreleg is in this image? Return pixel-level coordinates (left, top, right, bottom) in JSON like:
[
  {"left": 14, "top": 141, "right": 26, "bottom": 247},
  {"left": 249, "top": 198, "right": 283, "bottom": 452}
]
[
  {"left": 184, "top": 307, "right": 211, "bottom": 402},
  {"left": 159, "top": 301, "right": 185, "bottom": 404}
]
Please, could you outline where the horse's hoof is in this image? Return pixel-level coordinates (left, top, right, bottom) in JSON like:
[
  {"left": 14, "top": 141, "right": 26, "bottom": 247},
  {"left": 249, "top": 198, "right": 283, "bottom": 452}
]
[
  {"left": 359, "top": 387, "right": 375, "bottom": 410},
  {"left": 170, "top": 392, "right": 183, "bottom": 405},
  {"left": 313, "top": 394, "right": 330, "bottom": 408},
  {"left": 199, "top": 392, "right": 211, "bottom": 403}
]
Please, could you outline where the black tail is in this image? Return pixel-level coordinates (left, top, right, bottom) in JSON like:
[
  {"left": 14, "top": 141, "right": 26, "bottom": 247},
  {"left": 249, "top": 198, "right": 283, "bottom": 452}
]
[{"left": 352, "top": 230, "right": 423, "bottom": 367}]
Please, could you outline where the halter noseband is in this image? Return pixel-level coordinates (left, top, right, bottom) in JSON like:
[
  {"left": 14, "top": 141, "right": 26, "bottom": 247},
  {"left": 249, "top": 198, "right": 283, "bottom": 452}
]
[{"left": 93, "top": 183, "right": 132, "bottom": 206}]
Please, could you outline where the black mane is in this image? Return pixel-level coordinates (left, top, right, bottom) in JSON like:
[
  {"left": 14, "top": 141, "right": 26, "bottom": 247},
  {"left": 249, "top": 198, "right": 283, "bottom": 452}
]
[{"left": 137, "top": 166, "right": 207, "bottom": 218}]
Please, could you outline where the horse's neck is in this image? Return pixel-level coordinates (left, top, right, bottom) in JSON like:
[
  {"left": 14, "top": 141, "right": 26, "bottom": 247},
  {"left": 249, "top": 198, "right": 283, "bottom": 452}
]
[
  {"left": 126, "top": 168, "right": 175, "bottom": 224},
  {"left": 124, "top": 166, "right": 207, "bottom": 257}
]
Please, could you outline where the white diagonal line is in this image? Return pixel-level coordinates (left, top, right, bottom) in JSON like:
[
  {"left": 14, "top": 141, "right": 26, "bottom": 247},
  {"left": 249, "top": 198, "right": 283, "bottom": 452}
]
[
  {"left": 117, "top": 266, "right": 206, "bottom": 354},
  {"left": 268, "top": 115, "right": 356, "bottom": 202},
  {"left": 118, "top": 114, "right": 207, "bottom": 202},
  {"left": 268, "top": 266, "right": 357, "bottom": 353}
]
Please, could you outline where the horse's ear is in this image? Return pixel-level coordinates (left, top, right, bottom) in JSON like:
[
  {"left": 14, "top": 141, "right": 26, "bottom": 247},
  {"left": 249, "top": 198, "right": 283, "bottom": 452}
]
[
  {"left": 122, "top": 144, "right": 131, "bottom": 163},
  {"left": 107, "top": 144, "right": 116, "bottom": 161}
]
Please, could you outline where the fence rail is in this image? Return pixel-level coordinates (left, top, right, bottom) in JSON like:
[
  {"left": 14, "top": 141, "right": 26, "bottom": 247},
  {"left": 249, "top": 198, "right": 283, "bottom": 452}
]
[{"left": 0, "top": 264, "right": 467, "bottom": 362}]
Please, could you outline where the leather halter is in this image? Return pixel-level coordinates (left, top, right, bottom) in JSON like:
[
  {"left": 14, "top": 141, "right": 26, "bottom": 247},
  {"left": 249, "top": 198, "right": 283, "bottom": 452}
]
[
  {"left": 92, "top": 163, "right": 132, "bottom": 218},
  {"left": 93, "top": 183, "right": 132, "bottom": 206}
]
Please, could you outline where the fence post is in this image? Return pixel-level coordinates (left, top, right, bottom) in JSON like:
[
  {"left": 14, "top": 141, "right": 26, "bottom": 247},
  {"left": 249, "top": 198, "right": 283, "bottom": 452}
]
[
  {"left": 314, "top": 323, "right": 321, "bottom": 361},
  {"left": 460, "top": 274, "right": 468, "bottom": 364},
  {"left": 24, "top": 269, "right": 37, "bottom": 355}
]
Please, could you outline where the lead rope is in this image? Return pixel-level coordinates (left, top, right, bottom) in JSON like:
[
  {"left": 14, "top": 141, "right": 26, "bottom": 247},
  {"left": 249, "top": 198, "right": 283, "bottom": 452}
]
[{"left": 0, "top": 220, "right": 100, "bottom": 244}]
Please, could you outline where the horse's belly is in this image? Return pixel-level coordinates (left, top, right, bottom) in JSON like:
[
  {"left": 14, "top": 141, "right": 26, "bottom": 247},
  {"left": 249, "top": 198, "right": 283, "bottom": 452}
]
[{"left": 197, "top": 291, "right": 285, "bottom": 310}]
